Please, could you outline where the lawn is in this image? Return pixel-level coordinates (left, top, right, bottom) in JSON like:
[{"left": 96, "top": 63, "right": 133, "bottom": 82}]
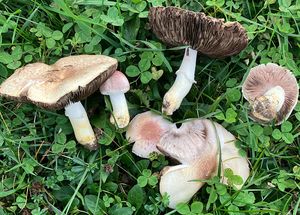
[{"left": 0, "top": 0, "right": 299, "bottom": 215}]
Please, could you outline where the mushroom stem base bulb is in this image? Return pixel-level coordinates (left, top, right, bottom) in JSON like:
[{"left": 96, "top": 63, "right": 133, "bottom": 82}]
[
  {"left": 109, "top": 93, "right": 130, "bottom": 128},
  {"left": 64, "top": 102, "right": 97, "bottom": 150},
  {"left": 251, "top": 86, "right": 285, "bottom": 122},
  {"left": 162, "top": 48, "right": 197, "bottom": 115}
]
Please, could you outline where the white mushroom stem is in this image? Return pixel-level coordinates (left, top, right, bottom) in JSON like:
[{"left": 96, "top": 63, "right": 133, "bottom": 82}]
[
  {"left": 263, "top": 85, "right": 285, "bottom": 111},
  {"left": 108, "top": 92, "right": 130, "bottom": 128},
  {"left": 162, "top": 47, "right": 197, "bottom": 115},
  {"left": 64, "top": 101, "right": 97, "bottom": 149}
]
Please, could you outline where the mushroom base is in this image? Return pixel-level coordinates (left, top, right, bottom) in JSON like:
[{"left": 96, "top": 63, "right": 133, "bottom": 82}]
[{"left": 64, "top": 101, "right": 98, "bottom": 150}]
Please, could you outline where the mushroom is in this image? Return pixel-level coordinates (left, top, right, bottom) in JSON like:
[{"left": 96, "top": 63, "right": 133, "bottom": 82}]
[
  {"left": 148, "top": 6, "right": 248, "bottom": 115},
  {"left": 157, "top": 119, "right": 249, "bottom": 208},
  {"left": 0, "top": 55, "right": 117, "bottom": 150},
  {"left": 126, "top": 111, "right": 249, "bottom": 208},
  {"left": 126, "top": 111, "right": 176, "bottom": 158},
  {"left": 242, "top": 63, "right": 299, "bottom": 125},
  {"left": 100, "top": 71, "right": 130, "bottom": 128}
]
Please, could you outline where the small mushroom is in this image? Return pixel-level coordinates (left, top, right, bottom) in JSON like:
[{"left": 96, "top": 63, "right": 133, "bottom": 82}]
[
  {"left": 242, "top": 63, "right": 299, "bottom": 125},
  {"left": 100, "top": 71, "right": 130, "bottom": 128},
  {"left": 157, "top": 119, "right": 249, "bottom": 208},
  {"left": 149, "top": 6, "right": 248, "bottom": 115},
  {"left": 126, "top": 111, "right": 176, "bottom": 158},
  {"left": 0, "top": 55, "right": 117, "bottom": 150}
]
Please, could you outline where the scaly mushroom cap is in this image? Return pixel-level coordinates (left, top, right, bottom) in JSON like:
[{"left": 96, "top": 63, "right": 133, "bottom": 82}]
[
  {"left": 242, "top": 63, "right": 299, "bottom": 125},
  {"left": 0, "top": 55, "right": 117, "bottom": 110},
  {"left": 149, "top": 6, "right": 248, "bottom": 58},
  {"left": 126, "top": 111, "right": 176, "bottom": 158},
  {"left": 100, "top": 70, "right": 130, "bottom": 94}
]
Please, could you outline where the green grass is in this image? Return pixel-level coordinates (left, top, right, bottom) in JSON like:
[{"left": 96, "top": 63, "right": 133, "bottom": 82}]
[{"left": 0, "top": 0, "right": 299, "bottom": 214}]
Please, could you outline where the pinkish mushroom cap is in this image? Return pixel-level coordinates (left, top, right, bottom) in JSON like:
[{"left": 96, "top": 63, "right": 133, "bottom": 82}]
[
  {"left": 242, "top": 63, "right": 299, "bottom": 125},
  {"left": 100, "top": 70, "right": 130, "bottom": 94},
  {"left": 126, "top": 111, "right": 176, "bottom": 158}
]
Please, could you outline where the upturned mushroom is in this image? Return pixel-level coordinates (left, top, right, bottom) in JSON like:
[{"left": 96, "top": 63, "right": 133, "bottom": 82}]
[
  {"left": 126, "top": 111, "right": 176, "bottom": 158},
  {"left": 157, "top": 119, "right": 249, "bottom": 208},
  {"left": 242, "top": 63, "right": 299, "bottom": 125},
  {"left": 149, "top": 6, "right": 248, "bottom": 115},
  {"left": 0, "top": 55, "right": 117, "bottom": 150},
  {"left": 126, "top": 111, "right": 249, "bottom": 208},
  {"left": 100, "top": 71, "right": 130, "bottom": 128}
]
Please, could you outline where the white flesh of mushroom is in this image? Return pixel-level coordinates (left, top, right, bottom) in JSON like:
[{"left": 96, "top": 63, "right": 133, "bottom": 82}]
[
  {"left": 64, "top": 101, "right": 96, "bottom": 147},
  {"left": 251, "top": 86, "right": 286, "bottom": 122},
  {"left": 162, "top": 48, "right": 197, "bottom": 115},
  {"left": 262, "top": 85, "right": 285, "bottom": 111}
]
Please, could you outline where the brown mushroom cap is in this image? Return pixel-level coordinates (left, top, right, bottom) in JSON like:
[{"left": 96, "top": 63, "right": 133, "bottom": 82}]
[
  {"left": 0, "top": 55, "right": 117, "bottom": 109},
  {"left": 148, "top": 6, "right": 248, "bottom": 58},
  {"left": 242, "top": 63, "right": 299, "bottom": 124}
]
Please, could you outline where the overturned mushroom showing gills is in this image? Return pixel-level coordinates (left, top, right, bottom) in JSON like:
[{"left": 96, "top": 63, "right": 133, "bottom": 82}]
[
  {"left": 126, "top": 111, "right": 176, "bottom": 158},
  {"left": 149, "top": 6, "right": 248, "bottom": 115},
  {"left": 242, "top": 63, "right": 299, "bottom": 125},
  {"left": 100, "top": 71, "right": 130, "bottom": 128},
  {"left": 157, "top": 119, "right": 249, "bottom": 208},
  {"left": 0, "top": 55, "right": 117, "bottom": 150}
]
